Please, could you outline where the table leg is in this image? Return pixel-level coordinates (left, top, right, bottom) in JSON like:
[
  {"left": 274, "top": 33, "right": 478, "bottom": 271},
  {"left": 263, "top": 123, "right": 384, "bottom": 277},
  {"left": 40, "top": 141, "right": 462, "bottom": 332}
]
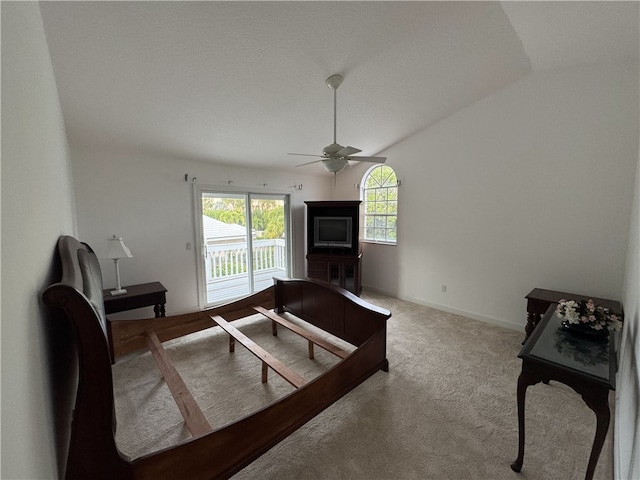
[
  {"left": 523, "top": 311, "right": 539, "bottom": 343},
  {"left": 581, "top": 389, "right": 610, "bottom": 480},
  {"left": 154, "top": 303, "right": 166, "bottom": 318},
  {"left": 511, "top": 370, "right": 541, "bottom": 473}
]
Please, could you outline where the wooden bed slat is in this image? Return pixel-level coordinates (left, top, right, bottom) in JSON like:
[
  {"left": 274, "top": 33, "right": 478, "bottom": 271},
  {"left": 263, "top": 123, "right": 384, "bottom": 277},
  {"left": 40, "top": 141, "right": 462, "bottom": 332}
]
[
  {"left": 253, "top": 305, "right": 351, "bottom": 360},
  {"left": 210, "top": 314, "right": 306, "bottom": 389},
  {"left": 144, "top": 331, "right": 212, "bottom": 437}
]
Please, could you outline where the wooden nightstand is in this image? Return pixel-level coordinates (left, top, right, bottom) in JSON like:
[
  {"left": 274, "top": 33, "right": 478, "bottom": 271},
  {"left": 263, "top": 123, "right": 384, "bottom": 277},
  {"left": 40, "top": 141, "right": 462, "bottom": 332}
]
[{"left": 103, "top": 281, "right": 167, "bottom": 317}]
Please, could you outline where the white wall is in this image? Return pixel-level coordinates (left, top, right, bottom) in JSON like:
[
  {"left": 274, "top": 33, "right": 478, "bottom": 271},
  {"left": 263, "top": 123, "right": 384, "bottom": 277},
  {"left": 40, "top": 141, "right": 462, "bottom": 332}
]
[
  {"left": 1, "top": 3, "right": 78, "bottom": 478},
  {"left": 71, "top": 147, "right": 330, "bottom": 315},
  {"left": 616, "top": 141, "right": 640, "bottom": 479},
  {"left": 334, "top": 62, "right": 639, "bottom": 330}
]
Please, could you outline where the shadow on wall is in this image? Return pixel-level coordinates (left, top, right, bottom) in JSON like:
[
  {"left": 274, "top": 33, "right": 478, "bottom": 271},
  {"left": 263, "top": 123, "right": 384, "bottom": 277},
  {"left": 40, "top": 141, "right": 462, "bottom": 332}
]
[{"left": 361, "top": 241, "right": 401, "bottom": 297}]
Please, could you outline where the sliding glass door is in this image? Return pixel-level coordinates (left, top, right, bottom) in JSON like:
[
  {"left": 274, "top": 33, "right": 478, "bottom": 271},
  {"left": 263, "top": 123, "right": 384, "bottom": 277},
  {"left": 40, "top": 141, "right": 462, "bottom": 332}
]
[{"left": 196, "top": 188, "right": 291, "bottom": 307}]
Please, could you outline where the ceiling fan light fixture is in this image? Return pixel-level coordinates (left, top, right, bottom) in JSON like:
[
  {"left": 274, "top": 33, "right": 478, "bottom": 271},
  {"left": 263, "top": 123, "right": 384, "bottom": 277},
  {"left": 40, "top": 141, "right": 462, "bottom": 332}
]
[{"left": 322, "top": 157, "right": 348, "bottom": 174}]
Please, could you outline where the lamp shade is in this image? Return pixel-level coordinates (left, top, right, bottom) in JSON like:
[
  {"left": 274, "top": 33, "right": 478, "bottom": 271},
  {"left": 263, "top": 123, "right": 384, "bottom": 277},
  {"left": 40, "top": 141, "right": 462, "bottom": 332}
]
[{"left": 105, "top": 236, "right": 133, "bottom": 259}]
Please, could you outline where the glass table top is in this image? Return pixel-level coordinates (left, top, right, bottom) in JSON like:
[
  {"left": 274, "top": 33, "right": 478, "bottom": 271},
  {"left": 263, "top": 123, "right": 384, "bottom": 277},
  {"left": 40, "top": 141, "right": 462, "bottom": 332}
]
[{"left": 520, "top": 306, "right": 615, "bottom": 389}]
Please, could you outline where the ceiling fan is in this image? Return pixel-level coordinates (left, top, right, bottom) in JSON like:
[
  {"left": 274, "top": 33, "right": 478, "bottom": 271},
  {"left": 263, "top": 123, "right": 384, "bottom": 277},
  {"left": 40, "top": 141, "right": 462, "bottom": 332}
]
[{"left": 289, "top": 74, "right": 386, "bottom": 175}]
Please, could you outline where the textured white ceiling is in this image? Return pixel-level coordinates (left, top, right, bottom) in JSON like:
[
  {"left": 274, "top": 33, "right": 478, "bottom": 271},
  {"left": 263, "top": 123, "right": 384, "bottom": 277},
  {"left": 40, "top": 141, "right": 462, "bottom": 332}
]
[
  {"left": 39, "top": 1, "right": 638, "bottom": 175},
  {"left": 502, "top": 1, "right": 639, "bottom": 71}
]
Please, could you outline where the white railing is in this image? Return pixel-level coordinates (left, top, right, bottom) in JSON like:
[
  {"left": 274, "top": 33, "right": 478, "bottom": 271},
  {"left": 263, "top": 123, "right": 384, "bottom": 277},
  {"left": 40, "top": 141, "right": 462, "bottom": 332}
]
[{"left": 205, "top": 239, "right": 286, "bottom": 281}]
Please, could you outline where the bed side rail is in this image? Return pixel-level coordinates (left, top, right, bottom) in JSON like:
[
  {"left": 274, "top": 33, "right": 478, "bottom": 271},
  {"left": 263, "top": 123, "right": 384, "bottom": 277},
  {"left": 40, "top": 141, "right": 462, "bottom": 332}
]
[{"left": 109, "top": 287, "right": 275, "bottom": 361}]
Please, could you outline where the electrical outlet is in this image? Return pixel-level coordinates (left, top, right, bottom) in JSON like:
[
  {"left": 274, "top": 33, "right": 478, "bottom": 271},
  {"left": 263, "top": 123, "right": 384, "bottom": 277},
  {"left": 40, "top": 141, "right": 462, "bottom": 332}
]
[
  {"left": 186, "top": 242, "right": 192, "bottom": 251},
  {"left": 441, "top": 284, "right": 447, "bottom": 293}
]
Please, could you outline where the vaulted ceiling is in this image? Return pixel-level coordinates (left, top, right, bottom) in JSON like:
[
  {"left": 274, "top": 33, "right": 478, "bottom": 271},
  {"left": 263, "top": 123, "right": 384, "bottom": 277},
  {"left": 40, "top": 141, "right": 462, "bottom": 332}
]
[{"left": 40, "top": 1, "right": 639, "bottom": 175}]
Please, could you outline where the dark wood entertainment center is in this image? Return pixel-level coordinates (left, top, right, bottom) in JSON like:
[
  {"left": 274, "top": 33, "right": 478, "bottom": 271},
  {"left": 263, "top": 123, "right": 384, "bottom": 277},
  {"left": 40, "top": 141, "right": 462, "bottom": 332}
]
[{"left": 305, "top": 200, "right": 362, "bottom": 295}]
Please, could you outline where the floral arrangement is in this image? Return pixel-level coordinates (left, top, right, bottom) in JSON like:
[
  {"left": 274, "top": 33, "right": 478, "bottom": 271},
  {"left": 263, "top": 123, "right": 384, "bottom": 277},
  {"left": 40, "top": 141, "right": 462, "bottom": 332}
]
[{"left": 555, "top": 298, "right": 622, "bottom": 331}]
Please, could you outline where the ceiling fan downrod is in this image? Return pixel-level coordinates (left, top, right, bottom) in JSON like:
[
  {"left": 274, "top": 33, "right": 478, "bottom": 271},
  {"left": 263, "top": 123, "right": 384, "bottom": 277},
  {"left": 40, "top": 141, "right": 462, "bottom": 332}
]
[
  {"left": 326, "top": 75, "right": 343, "bottom": 147},
  {"left": 289, "top": 73, "right": 386, "bottom": 173}
]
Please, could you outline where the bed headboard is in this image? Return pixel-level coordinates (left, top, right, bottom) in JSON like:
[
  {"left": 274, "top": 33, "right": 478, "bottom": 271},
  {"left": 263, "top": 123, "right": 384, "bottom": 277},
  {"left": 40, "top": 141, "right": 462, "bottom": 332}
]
[
  {"left": 46, "top": 236, "right": 110, "bottom": 339},
  {"left": 43, "top": 235, "right": 130, "bottom": 478}
]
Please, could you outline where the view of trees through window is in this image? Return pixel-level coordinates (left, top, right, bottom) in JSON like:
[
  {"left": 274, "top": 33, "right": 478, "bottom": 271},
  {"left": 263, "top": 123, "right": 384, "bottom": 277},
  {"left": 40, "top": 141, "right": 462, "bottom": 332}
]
[
  {"left": 202, "top": 197, "right": 285, "bottom": 239},
  {"left": 362, "top": 165, "right": 398, "bottom": 244},
  {"left": 199, "top": 192, "right": 289, "bottom": 305}
]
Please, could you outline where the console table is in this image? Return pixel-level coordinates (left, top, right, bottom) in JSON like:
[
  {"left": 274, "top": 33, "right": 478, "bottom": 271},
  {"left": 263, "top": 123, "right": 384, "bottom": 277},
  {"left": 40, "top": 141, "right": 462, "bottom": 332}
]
[
  {"left": 524, "top": 288, "right": 622, "bottom": 341},
  {"left": 511, "top": 305, "right": 616, "bottom": 480},
  {"left": 103, "top": 281, "right": 167, "bottom": 317}
]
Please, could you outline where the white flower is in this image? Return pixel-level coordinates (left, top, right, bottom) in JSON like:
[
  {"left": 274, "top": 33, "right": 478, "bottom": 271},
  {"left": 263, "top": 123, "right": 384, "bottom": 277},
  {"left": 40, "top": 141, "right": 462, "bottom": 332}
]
[
  {"left": 608, "top": 317, "right": 623, "bottom": 331},
  {"left": 556, "top": 299, "right": 622, "bottom": 331}
]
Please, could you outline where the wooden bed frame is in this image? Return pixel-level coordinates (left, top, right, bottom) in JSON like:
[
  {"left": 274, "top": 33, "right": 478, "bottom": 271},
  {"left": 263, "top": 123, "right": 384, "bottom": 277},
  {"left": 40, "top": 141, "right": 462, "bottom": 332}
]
[{"left": 43, "top": 235, "right": 391, "bottom": 479}]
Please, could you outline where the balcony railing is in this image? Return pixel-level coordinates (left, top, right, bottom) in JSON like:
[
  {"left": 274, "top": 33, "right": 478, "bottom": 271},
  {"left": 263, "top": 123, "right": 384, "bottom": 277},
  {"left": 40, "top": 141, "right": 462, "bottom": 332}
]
[
  {"left": 204, "top": 239, "right": 287, "bottom": 305},
  {"left": 205, "top": 238, "right": 286, "bottom": 281}
]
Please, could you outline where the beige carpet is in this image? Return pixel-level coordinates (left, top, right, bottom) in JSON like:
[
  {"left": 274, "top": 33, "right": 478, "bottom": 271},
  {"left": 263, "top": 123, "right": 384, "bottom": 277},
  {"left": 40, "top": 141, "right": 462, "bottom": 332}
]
[{"left": 113, "top": 290, "right": 613, "bottom": 480}]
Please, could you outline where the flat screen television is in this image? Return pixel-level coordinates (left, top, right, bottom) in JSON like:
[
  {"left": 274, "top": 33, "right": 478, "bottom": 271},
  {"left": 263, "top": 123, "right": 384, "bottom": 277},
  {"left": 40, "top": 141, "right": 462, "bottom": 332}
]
[{"left": 314, "top": 216, "right": 353, "bottom": 248}]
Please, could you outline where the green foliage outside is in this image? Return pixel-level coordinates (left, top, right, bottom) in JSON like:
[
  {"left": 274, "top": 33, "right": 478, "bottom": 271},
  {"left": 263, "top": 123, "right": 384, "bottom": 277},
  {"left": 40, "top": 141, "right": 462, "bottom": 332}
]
[
  {"left": 202, "top": 197, "right": 285, "bottom": 239},
  {"left": 202, "top": 196, "right": 286, "bottom": 278},
  {"left": 203, "top": 197, "right": 246, "bottom": 226},
  {"left": 363, "top": 165, "right": 398, "bottom": 243}
]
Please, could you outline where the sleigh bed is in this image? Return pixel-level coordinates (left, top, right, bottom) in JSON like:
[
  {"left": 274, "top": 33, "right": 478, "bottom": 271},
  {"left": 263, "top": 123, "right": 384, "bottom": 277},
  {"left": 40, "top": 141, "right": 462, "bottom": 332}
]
[{"left": 43, "top": 235, "right": 391, "bottom": 479}]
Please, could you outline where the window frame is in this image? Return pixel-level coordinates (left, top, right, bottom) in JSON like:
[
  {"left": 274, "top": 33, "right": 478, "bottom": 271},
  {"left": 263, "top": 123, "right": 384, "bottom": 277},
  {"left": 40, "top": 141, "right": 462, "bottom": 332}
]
[
  {"left": 360, "top": 164, "right": 398, "bottom": 246},
  {"left": 193, "top": 183, "right": 293, "bottom": 308}
]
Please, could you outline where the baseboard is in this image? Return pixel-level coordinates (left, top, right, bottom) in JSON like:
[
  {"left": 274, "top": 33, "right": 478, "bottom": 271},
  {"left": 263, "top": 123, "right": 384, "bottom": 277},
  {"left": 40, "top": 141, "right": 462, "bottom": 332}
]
[{"left": 362, "top": 284, "right": 523, "bottom": 332}]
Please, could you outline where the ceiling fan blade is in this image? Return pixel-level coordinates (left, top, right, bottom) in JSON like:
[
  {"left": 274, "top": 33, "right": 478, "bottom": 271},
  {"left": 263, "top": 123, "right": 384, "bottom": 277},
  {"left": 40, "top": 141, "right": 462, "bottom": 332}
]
[
  {"left": 295, "top": 159, "right": 323, "bottom": 167},
  {"left": 288, "top": 153, "right": 325, "bottom": 158},
  {"left": 346, "top": 156, "right": 387, "bottom": 163},
  {"left": 337, "top": 146, "right": 361, "bottom": 157}
]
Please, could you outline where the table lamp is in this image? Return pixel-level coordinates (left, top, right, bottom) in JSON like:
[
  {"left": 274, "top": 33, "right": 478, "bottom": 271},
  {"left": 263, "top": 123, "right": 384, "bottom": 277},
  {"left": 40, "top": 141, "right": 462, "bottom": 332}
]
[{"left": 105, "top": 235, "right": 133, "bottom": 295}]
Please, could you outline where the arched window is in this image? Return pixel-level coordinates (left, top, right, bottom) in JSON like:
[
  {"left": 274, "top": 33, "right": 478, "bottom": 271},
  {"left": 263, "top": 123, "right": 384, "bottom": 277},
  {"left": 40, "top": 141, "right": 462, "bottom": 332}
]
[{"left": 361, "top": 165, "right": 398, "bottom": 244}]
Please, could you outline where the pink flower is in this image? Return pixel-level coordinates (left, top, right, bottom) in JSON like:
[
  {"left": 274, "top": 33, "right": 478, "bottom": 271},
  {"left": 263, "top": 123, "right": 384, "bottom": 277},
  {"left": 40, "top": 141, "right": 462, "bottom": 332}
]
[{"left": 555, "top": 298, "right": 622, "bottom": 331}]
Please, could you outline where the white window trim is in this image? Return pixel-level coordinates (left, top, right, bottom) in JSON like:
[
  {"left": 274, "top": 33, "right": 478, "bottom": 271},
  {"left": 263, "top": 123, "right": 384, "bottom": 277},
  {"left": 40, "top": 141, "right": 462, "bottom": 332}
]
[
  {"left": 360, "top": 165, "right": 399, "bottom": 246},
  {"left": 192, "top": 183, "right": 293, "bottom": 309}
]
